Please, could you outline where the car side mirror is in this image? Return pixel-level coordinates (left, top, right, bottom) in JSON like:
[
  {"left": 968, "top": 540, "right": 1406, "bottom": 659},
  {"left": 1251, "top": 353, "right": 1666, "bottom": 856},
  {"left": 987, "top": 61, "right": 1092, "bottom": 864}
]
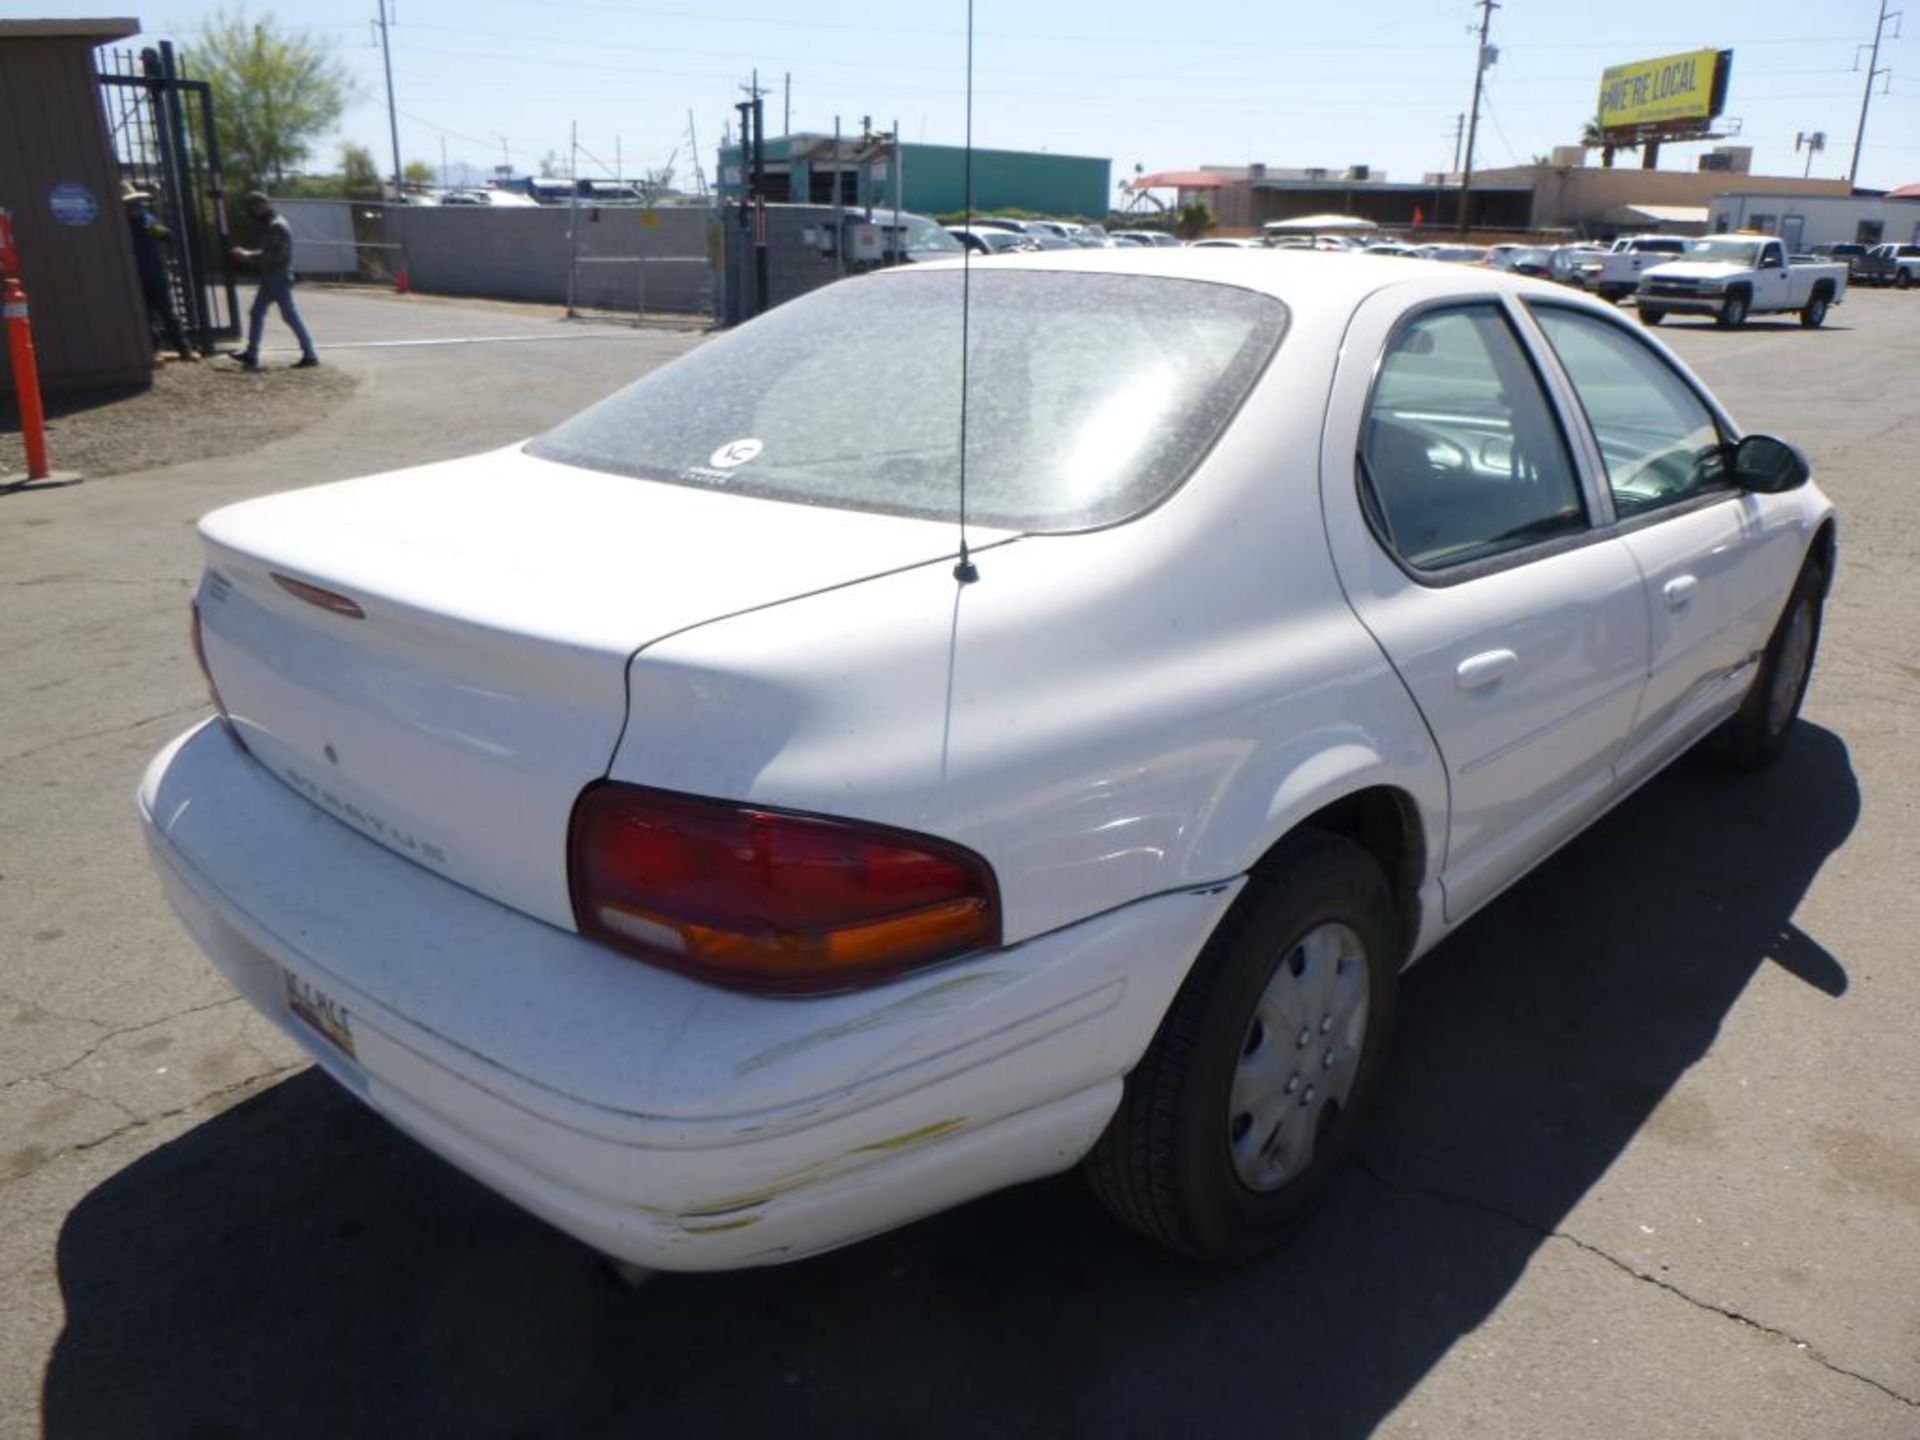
[{"left": 1731, "top": 434, "right": 1810, "bottom": 493}]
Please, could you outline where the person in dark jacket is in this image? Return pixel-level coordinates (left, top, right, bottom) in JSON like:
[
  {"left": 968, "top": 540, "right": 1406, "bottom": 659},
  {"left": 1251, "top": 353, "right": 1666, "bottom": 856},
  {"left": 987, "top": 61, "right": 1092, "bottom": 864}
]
[
  {"left": 122, "top": 182, "right": 197, "bottom": 362},
  {"left": 229, "top": 191, "right": 319, "bottom": 369}
]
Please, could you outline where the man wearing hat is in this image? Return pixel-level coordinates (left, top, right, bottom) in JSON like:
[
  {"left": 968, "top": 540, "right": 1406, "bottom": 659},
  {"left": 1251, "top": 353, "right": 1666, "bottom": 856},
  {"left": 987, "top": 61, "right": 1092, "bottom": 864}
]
[
  {"left": 122, "top": 181, "right": 197, "bottom": 362},
  {"left": 229, "top": 190, "right": 319, "bottom": 370}
]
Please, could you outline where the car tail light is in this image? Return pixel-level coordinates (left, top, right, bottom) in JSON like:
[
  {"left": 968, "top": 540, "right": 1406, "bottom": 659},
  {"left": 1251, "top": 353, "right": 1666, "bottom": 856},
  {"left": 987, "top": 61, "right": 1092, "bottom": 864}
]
[{"left": 568, "top": 783, "right": 1001, "bottom": 995}]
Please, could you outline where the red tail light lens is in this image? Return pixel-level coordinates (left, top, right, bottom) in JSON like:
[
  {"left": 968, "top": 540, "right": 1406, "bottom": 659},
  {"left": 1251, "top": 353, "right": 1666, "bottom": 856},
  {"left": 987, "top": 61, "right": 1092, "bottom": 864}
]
[{"left": 568, "top": 783, "right": 1001, "bottom": 995}]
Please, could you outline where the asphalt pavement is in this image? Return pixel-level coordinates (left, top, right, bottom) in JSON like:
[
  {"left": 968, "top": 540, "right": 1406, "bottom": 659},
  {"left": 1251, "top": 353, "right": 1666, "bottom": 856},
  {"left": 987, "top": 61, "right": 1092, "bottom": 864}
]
[{"left": 1, "top": 282, "right": 1916, "bottom": 1439}]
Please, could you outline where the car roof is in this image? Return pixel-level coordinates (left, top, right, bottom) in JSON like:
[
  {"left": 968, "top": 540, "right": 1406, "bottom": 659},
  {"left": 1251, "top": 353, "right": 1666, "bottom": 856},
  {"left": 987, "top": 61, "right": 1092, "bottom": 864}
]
[{"left": 883, "top": 244, "right": 1599, "bottom": 310}]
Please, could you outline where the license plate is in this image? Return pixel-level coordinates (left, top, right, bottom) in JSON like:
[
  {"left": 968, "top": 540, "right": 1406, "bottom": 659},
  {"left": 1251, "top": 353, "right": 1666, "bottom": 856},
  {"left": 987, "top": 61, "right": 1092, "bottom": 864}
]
[{"left": 283, "top": 968, "right": 356, "bottom": 1059}]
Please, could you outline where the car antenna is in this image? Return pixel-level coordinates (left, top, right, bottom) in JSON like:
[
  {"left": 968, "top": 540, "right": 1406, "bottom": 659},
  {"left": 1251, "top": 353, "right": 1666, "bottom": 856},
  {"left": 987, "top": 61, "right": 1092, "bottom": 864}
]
[{"left": 952, "top": 0, "right": 980, "bottom": 585}]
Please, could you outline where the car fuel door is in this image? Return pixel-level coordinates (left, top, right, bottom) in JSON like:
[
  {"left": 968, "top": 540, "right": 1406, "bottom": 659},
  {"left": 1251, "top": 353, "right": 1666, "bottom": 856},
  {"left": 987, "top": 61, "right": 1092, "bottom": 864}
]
[{"left": 1320, "top": 289, "right": 1649, "bottom": 924}]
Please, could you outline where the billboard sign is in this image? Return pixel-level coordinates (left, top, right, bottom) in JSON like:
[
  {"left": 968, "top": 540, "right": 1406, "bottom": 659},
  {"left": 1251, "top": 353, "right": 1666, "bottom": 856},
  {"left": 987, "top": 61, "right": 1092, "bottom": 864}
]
[{"left": 1598, "top": 49, "right": 1732, "bottom": 136}]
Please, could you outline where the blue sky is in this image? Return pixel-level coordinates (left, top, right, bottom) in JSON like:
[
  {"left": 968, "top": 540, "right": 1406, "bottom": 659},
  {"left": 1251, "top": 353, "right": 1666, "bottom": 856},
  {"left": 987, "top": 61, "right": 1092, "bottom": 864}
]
[{"left": 54, "top": 0, "right": 1920, "bottom": 192}]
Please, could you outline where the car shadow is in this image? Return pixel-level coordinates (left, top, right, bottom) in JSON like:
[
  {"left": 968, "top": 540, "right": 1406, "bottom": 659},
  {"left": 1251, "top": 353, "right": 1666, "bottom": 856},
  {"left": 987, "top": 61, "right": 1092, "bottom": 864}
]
[{"left": 42, "top": 725, "right": 1858, "bottom": 1438}]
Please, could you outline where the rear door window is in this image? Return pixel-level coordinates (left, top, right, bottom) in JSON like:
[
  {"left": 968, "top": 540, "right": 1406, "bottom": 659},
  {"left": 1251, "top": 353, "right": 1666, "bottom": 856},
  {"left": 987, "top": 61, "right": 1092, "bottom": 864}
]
[{"left": 1360, "top": 304, "right": 1588, "bottom": 572}]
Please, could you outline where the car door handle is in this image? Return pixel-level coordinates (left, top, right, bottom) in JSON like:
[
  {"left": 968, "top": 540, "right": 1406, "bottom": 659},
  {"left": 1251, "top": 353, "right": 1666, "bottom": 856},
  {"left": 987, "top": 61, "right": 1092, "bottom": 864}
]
[
  {"left": 1663, "top": 575, "right": 1699, "bottom": 609},
  {"left": 1455, "top": 649, "right": 1518, "bottom": 691}
]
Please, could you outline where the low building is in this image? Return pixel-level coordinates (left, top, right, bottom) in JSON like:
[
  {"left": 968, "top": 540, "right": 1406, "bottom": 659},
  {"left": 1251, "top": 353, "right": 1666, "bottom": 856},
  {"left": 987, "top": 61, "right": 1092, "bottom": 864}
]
[
  {"left": 1473, "top": 153, "right": 1849, "bottom": 238},
  {"left": 1135, "top": 150, "right": 1855, "bottom": 241},
  {"left": 1706, "top": 189, "right": 1920, "bottom": 248},
  {"left": 717, "top": 134, "right": 1111, "bottom": 220}
]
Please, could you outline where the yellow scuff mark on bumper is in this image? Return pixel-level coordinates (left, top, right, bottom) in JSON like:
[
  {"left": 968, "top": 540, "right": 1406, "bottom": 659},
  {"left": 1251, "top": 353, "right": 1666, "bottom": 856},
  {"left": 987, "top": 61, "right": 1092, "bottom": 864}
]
[{"left": 849, "top": 1116, "right": 966, "bottom": 1154}]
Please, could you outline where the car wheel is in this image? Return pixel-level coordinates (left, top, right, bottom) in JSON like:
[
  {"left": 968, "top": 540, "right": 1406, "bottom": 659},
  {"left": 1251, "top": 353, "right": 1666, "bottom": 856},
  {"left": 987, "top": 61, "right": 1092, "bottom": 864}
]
[
  {"left": 1639, "top": 306, "right": 1666, "bottom": 326},
  {"left": 1718, "top": 292, "right": 1750, "bottom": 328},
  {"left": 1898, "top": 271, "right": 1913, "bottom": 290},
  {"left": 1707, "top": 559, "right": 1826, "bottom": 770},
  {"left": 1800, "top": 294, "right": 1829, "bottom": 328},
  {"left": 1084, "top": 832, "right": 1399, "bottom": 1261}
]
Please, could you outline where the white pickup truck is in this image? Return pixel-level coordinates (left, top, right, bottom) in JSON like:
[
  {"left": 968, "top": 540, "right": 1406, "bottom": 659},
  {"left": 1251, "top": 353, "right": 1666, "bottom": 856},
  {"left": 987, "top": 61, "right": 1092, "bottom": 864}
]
[
  {"left": 1636, "top": 236, "right": 1848, "bottom": 329},
  {"left": 1575, "top": 234, "right": 1689, "bottom": 302}
]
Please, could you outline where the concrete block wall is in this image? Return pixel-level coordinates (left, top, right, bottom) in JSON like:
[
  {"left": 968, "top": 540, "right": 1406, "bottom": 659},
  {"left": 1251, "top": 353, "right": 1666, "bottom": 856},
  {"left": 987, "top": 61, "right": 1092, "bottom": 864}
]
[
  {"left": 274, "top": 199, "right": 359, "bottom": 279},
  {"left": 720, "top": 204, "right": 874, "bottom": 324},
  {"left": 389, "top": 204, "right": 716, "bottom": 315}
]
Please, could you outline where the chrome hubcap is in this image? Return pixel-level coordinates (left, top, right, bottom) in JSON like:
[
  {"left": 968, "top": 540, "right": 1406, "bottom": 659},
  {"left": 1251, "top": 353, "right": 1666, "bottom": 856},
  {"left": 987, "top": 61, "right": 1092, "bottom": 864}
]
[
  {"left": 1228, "top": 922, "right": 1370, "bottom": 1192},
  {"left": 1767, "top": 597, "right": 1814, "bottom": 735}
]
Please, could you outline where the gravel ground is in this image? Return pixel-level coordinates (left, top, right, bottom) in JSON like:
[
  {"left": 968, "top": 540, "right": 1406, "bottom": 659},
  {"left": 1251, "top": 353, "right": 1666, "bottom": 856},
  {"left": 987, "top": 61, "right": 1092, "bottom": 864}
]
[{"left": 1, "top": 356, "right": 356, "bottom": 482}]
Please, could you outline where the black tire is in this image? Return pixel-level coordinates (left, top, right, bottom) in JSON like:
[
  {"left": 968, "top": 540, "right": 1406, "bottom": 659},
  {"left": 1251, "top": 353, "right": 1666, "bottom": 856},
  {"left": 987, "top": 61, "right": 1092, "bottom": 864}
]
[
  {"left": 1639, "top": 306, "right": 1666, "bottom": 326},
  {"left": 1898, "top": 270, "right": 1913, "bottom": 291},
  {"left": 1718, "top": 290, "right": 1750, "bottom": 329},
  {"left": 1706, "top": 559, "right": 1827, "bottom": 771},
  {"left": 1800, "top": 293, "right": 1829, "bottom": 328},
  {"left": 1084, "top": 832, "right": 1400, "bottom": 1261}
]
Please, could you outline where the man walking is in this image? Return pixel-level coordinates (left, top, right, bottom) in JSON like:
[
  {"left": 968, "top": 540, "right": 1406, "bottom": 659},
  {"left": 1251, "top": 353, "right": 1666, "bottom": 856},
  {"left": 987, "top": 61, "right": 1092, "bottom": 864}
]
[
  {"left": 122, "top": 182, "right": 197, "bottom": 362},
  {"left": 229, "top": 191, "right": 319, "bottom": 370}
]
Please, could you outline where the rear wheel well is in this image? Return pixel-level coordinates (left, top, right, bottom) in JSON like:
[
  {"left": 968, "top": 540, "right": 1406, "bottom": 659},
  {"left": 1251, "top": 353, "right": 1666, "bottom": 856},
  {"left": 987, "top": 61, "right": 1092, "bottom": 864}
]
[
  {"left": 1812, "top": 280, "right": 1835, "bottom": 301},
  {"left": 1254, "top": 788, "right": 1425, "bottom": 961}
]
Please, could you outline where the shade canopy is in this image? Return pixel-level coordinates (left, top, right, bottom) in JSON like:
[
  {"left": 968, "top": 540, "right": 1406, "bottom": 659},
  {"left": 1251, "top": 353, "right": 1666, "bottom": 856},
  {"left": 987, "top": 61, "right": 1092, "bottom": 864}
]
[{"left": 1262, "top": 213, "right": 1380, "bottom": 233}]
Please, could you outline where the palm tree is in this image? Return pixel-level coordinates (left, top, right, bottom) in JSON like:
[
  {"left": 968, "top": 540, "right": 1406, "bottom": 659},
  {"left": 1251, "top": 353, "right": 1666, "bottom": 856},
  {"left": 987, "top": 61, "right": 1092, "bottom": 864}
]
[{"left": 1581, "top": 114, "right": 1635, "bottom": 169}]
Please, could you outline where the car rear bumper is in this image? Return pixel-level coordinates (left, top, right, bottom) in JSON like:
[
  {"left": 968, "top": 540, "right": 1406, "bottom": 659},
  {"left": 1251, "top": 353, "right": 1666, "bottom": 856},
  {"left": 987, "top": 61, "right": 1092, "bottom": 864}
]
[{"left": 140, "top": 721, "right": 1240, "bottom": 1270}]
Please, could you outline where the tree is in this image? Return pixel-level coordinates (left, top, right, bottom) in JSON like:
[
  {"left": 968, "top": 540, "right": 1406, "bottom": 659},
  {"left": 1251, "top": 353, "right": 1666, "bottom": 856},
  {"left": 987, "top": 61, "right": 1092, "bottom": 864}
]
[
  {"left": 403, "top": 160, "right": 435, "bottom": 188},
  {"left": 340, "top": 143, "right": 382, "bottom": 198},
  {"left": 193, "top": 7, "right": 354, "bottom": 189},
  {"left": 1175, "top": 201, "right": 1213, "bottom": 241},
  {"left": 1581, "top": 113, "right": 1635, "bottom": 170}
]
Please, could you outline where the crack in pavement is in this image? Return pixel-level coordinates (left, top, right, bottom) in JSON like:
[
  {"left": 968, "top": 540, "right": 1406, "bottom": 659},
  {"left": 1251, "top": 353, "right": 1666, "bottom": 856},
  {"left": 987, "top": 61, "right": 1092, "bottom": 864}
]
[
  {"left": 0, "top": 701, "right": 208, "bottom": 767},
  {"left": 0, "top": 1060, "right": 306, "bottom": 1201},
  {"left": 1356, "top": 1159, "right": 1920, "bottom": 1412},
  {"left": 2, "top": 996, "right": 247, "bottom": 1098}
]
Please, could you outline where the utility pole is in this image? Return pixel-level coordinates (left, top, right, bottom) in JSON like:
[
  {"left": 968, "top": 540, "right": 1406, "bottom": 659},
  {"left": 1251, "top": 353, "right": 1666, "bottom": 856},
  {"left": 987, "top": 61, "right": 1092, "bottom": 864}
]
[
  {"left": 686, "top": 109, "right": 708, "bottom": 199},
  {"left": 375, "top": 0, "right": 404, "bottom": 195},
  {"left": 1458, "top": 0, "right": 1498, "bottom": 236},
  {"left": 1451, "top": 112, "right": 1466, "bottom": 175},
  {"left": 784, "top": 71, "right": 791, "bottom": 135},
  {"left": 1848, "top": 0, "right": 1901, "bottom": 187}
]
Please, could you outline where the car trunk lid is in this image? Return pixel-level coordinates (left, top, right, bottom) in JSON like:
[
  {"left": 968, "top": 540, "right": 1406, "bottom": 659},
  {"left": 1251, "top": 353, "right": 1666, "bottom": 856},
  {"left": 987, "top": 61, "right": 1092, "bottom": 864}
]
[{"left": 194, "top": 444, "right": 990, "bottom": 929}]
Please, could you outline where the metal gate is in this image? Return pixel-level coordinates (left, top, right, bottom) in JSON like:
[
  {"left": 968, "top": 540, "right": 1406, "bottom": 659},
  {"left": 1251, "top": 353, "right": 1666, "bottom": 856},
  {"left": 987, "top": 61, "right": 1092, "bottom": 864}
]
[{"left": 96, "top": 41, "right": 239, "bottom": 350}]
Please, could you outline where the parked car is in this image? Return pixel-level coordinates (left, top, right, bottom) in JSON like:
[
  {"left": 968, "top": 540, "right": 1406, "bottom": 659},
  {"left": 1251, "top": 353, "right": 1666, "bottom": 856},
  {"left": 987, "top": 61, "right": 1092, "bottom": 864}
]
[
  {"left": 1637, "top": 235, "right": 1847, "bottom": 328},
  {"left": 145, "top": 252, "right": 1833, "bottom": 1273},
  {"left": 1111, "top": 229, "right": 1181, "bottom": 248},
  {"left": 1190, "top": 237, "right": 1263, "bottom": 249},
  {"left": 1549, "top": 244, "right": 1610, "bottom": 286},
  {"left": 1854, "top": 242, "right": 1920, "bottom": 288},
  {"left": 1416, "top": 244, "right": 1490, "bottom": 265},
  {"left": 1363, "top": 243, "right": 1421, "bottom": 258},
  {"left": 945, "top": 225, "right": 1034, "bottom": 255},
  {"left": 1576, "top": 234, "right": 1689, "bottom": 302},
  {"left": 965, "top": 218, "right": 1070, "bottom": 249},
  {"left": 1488, "top": 246, "right": 1555, "bottom": 278},
  {"left": 1806, "top": 241, "right": 1870, "bottom": 278}
]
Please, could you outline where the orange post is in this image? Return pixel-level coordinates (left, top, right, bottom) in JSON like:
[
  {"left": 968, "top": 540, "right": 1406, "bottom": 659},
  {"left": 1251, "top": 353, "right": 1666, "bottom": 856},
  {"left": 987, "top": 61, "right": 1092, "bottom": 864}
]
[{"left": 3, "top": 275, "right": 50, "bottom": 481}]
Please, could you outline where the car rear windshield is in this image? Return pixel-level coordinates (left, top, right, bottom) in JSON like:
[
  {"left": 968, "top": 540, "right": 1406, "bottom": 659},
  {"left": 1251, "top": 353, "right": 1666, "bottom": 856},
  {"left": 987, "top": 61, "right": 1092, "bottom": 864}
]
[{"left": 528, "top": 269, "right": 1287, "bottom": 532}]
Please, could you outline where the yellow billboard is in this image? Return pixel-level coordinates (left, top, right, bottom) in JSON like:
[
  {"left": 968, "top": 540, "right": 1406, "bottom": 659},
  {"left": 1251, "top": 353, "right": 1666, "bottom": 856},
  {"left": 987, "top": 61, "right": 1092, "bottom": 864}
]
[{"left": 1598, "top": 49, "right": 1723, "bottom": 132}]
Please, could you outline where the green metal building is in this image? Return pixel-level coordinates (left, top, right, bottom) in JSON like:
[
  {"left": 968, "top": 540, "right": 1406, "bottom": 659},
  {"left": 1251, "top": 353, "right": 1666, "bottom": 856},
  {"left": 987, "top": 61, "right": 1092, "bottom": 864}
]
[{"left": 717, "top": 133, "right": 1111, "bottom": 220}]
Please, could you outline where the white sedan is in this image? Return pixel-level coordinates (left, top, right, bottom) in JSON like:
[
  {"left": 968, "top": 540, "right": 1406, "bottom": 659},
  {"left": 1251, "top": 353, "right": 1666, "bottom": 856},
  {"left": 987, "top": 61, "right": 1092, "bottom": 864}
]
[{"left": 142, "top": 249, "right": 1834, "bottom": 1270}]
